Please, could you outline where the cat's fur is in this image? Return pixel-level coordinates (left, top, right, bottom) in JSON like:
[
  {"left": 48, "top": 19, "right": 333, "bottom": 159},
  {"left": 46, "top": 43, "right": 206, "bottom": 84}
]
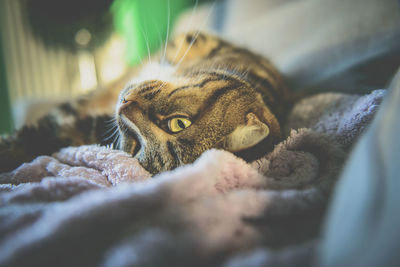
[{"left": 0, "top": 32, "right": 290, "bottom": 174}]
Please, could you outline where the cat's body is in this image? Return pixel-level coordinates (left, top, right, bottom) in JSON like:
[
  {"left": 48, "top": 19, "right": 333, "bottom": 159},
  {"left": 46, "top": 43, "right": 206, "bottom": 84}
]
[{"left": 0, "top": 32, "right": 291, "bottom": 174}]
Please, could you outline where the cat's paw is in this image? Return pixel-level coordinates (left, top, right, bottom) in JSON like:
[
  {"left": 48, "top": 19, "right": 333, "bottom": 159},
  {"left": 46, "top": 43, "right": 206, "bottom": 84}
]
[{"left": 165, "top": 32, "right": 220, "bottom": 64}]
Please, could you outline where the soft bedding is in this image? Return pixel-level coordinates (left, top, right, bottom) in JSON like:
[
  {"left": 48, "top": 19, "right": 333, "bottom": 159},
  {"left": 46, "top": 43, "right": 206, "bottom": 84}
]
[{"left": 0, "top": 90, "right": 384, "bottom": 266}]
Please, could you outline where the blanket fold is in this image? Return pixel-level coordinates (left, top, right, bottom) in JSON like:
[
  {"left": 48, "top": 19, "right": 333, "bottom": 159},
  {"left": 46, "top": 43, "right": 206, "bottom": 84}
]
[{"left": 0, "top": 90, "right": 385, "bottom": 267}]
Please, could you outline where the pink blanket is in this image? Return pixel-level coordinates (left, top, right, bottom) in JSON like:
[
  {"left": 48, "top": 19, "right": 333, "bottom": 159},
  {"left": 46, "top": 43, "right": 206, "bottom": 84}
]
[{"left": 0, "top": 90, "right": 384, "bottom": 267}]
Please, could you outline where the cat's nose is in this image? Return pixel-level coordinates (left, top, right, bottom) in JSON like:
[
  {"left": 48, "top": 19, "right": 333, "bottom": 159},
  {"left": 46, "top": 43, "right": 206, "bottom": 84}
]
[
  {"left": 123, "top": 88, "right": 138, "bottom": 103},
  {"left": 118, "top": 80, "right": 164, "bottom": 114},
  {"left": 118, "top": 92, "right": 138, "bottom": 114}
]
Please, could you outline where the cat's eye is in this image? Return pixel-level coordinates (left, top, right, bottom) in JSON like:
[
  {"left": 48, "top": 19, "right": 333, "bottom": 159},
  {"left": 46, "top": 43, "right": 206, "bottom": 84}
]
[{"left": 168, "top": 118, "right": 191, "bottom": 133}]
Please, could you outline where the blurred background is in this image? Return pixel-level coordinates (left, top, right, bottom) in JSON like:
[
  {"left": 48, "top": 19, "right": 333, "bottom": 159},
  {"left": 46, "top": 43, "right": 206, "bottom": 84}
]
[
  {"left": 1, "top": 0, "right": 399, "bottom": 136},
  {"left": 0, "top": 1, "right": 399, "bottom": 266},
  {"left": 0, "top": 0, "right": 214, "bottom": 134}
]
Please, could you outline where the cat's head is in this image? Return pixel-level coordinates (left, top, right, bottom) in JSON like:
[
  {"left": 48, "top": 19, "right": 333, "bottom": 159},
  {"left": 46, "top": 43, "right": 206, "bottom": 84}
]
[{"left": 116, "top": 66, "right": 282, "bottom": 174}]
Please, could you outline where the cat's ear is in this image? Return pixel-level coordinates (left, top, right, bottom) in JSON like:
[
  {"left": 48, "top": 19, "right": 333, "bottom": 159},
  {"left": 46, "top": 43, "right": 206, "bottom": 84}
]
[{"left": 223, "top": 112, "right": 270, "bottom": 152}]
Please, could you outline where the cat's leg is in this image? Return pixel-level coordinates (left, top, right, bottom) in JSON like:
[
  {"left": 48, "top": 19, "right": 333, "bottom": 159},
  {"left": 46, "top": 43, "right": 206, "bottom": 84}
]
[
  {"left": 165, "top": 32, "right": 224, "bottom": 64},
  {"left": 0, "top": 85, "right": 120, "bottom": 173}
]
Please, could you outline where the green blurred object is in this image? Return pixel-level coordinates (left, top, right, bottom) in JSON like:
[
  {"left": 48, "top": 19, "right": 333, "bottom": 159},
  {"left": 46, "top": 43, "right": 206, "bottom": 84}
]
[
  {"left": 111, "top": 0, "right": 191, "bottom": 65},
  {"left": 0, "top": 29, "right": 13, "bottom": 135}
]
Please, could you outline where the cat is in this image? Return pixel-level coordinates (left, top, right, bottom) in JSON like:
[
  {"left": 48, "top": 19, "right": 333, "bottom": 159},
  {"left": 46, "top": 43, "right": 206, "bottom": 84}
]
[{"left": 0, "top": 32, "right": 291, "bottom": 174}]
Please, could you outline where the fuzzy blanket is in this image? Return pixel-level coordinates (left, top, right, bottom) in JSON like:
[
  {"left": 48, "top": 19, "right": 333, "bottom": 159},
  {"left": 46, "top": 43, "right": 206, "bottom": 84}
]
[{"left": 0, "top": 90, "right": 385, "bottom": 267}]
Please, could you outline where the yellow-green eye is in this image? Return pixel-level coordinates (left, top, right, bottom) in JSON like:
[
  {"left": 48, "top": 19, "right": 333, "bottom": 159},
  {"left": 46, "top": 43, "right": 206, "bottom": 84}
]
[{"left": 168, "top": 117, "right": 191, "bottom": 133}]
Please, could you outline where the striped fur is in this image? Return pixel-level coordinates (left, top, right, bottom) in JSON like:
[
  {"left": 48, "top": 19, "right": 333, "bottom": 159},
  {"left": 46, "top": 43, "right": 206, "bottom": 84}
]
[
  {"left": 117, "top": 32, "right": 290, "bottom": 174},
  {"left": 0, "top": 32, "right": 291, "bottom": 174}
]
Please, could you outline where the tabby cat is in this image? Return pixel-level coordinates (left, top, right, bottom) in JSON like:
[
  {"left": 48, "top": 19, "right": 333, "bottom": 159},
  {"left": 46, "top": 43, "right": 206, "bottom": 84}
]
[{"left": 0, "top": 32, "right": 290, "bottom": 174}]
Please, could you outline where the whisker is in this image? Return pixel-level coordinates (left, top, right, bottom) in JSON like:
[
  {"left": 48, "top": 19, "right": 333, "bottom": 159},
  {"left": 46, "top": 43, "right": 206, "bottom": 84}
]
[
  {"left": 137, "top": 23, "right": 153, "bottom": 64},
  {"left": 136, "top": 49, "right": 146, "bottom": 69},
  {"left": 161, "top": 0, "right": 171, "bottom": 64},
  {"left": 112, "top": 131, "right": 121, "bottom": 150},
  {"left": 103, "top": 123, "right": 118, "bottom": 136},
  {"left": 143, "top": 33, "right": 152, "bottom": 64},
  {"left": 174, "top": 0, "right": 217, "bottom": 68},
  {"left": 104, "top": 118, "right": 117, "bottom": 126},
  {"left": 103, "top": 125, "right": 119, "bottom": 141},
  {"left": 153, "top": 0, "right": 171, "bottom": 90},
  {"left": 171, "top": 0, "right": 199, "bottom": 63},
  {"left": 102, "top": 121, "right": 120, "bottom": 148},
  {"left": 131, "top": 27, "right": 146, "bottom": 68},
  {"left": 145, "top": 7, "right": 164, "bottom": 62}
]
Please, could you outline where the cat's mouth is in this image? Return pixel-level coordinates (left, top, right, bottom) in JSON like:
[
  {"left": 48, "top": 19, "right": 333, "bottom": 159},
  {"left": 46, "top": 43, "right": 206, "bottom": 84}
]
[
  {"left": 118, "top": 115, "right": 143, "bottom": 158},
  {"left": 129, "top": 134, "right": 142, "bottom": 158}
]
